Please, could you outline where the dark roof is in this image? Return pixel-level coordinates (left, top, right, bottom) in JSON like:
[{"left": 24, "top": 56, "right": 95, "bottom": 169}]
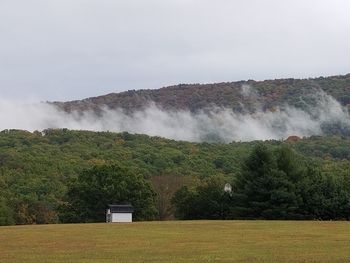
[{"left": 108, "top": 204, "right": 134, "bottom": 213}]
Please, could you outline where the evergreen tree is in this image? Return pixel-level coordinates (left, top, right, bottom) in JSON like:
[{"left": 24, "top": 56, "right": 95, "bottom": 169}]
[{"left": 234, "top": 144, "right": 301, "bottom": 219}]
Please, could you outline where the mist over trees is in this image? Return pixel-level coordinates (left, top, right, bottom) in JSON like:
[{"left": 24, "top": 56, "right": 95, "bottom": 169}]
[{"left": 1, "top": 75, "right": 350, "bottom": 142}]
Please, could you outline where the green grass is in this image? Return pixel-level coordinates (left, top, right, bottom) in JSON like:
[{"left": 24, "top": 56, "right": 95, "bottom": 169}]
[{"left": 0, "top": 221, "right": 350, "bottom": 263}]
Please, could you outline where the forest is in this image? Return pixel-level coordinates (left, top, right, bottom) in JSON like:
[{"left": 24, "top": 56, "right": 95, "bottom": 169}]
[
  {"left": 53, "top": 74, "right": 350, "bottom": 114},
  {"left": 0, "top": 129, "right": 350, "bottom": 225}
]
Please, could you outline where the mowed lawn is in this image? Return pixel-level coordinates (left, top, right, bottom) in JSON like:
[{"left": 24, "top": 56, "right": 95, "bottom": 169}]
[{"left": 0, "top": 221, "right": 350, "bottom": 263}]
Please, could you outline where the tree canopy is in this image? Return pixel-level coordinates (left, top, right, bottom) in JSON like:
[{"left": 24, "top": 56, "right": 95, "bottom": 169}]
[
  {"left": 60, "top": 164, "right": 157, "bottom": 223},
  {"left": 173, "top": 144, "right": 350, "bottom": 220},
  {"left": 0, "top": 129, "right": 350, "bottom": 224}
]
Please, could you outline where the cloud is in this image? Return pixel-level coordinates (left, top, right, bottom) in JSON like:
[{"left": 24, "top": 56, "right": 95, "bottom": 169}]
[
  {"left": 0, "top": 89, "right": 349, "bottom": 142},
  {"left": 0, "top": 0, "right": 350, "bottom": 100}
]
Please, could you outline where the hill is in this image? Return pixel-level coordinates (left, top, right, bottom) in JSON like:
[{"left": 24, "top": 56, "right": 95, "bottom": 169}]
[{"left": 52, "top": 74, "right": 350, "bottom": 113}]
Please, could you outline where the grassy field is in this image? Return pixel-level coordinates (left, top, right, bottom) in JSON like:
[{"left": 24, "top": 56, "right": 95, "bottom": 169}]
[{"left": 0, "top": 221, "right": 349, "bottom": 263}]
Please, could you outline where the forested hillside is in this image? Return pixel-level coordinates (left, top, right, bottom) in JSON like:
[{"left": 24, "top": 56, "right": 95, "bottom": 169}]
[
  {"left": 0, "top": 129, "right": 350, "bottom": 224},
  {"left": 53, "top": 74, "right": 350, "bottom": 113}
]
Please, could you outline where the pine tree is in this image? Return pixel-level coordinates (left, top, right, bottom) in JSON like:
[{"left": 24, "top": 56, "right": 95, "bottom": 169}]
[{"left": 234, "top": 144, "right": 300, "bottom": 219}]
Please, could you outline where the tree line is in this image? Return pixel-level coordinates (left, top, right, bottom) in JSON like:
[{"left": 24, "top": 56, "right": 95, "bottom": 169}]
[
  {"left": 58, "top": 144, "right": 350, "bottom": 223},
  {"left": 173, "top": 144, "right": 350, "bottom": 220},
  {"left": 1, "top": 129, "right": 350, "bottom": 225}
]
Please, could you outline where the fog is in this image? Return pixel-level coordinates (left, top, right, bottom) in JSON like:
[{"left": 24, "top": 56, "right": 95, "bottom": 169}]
[{"left": 1, "top": 89, "right": 349, "bottom": 142}]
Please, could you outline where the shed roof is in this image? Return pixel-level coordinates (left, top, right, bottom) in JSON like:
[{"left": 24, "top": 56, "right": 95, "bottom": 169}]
[{"left": 108, "top": 204, "right": 134, "bottom": 213}]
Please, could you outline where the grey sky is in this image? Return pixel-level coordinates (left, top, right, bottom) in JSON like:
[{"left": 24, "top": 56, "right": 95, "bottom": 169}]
[{"left": 1, "top": 0, "right": 350, "bottom": 101}]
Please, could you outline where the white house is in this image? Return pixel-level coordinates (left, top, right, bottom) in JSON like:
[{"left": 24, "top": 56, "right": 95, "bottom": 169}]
[{"left": 106, "top": 204, "right": 134, "bottom": 223}]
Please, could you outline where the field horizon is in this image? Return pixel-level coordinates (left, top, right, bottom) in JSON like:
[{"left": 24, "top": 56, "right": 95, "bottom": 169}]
[{"left": 1, "top": 220, "right": 349, "bottom": 262}]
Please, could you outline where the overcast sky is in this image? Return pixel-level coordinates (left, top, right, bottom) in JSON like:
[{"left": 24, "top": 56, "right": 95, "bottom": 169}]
[{"left": 1, "top": 0, "right": 350, "bottom": 101}]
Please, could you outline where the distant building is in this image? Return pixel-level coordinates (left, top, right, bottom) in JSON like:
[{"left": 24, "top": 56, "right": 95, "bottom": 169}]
[
  {"left": 106, "top": 204, "right": 134, "bottom": 223},
  {"left": 285, "top": 135, "right": 301, "bottom": 142}
]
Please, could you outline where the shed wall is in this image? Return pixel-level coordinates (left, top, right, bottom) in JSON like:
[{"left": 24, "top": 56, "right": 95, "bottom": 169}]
[{"left": 111, "top": 213, "right": 132, "bottom": 222}]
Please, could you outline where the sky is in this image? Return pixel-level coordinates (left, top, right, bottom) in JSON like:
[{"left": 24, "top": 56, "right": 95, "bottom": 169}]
[{"left": 0, "top": 0, "right": 350, "bottom": 101}]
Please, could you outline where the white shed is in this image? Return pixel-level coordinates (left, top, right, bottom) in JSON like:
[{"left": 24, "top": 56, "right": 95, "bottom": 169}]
[{"left": 106, "top": 204, "right": 134, "bottom": 223}]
